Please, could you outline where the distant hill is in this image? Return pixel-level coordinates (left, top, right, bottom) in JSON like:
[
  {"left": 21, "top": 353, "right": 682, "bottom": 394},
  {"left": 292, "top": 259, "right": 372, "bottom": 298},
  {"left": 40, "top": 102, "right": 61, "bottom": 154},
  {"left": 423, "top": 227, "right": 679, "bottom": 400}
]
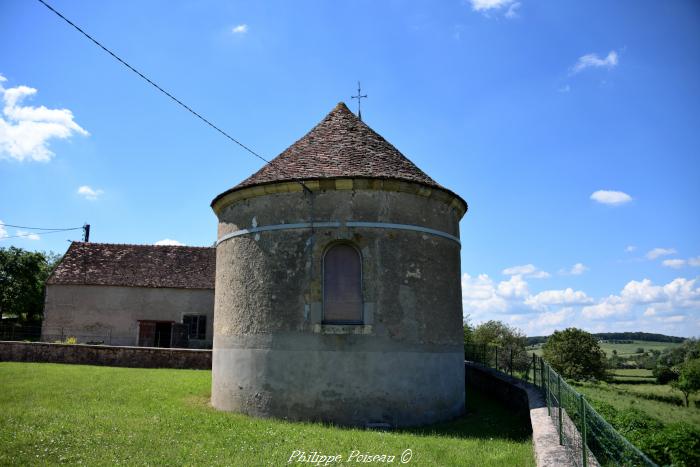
[{"left": 526, "top": 332, "right": 686, "bottom": 346}]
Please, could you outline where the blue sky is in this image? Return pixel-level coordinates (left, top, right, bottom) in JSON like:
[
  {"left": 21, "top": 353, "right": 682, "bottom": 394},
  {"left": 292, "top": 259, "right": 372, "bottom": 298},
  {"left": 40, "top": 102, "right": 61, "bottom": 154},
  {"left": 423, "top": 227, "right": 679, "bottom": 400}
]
[{"left": 1, "top": 0, "right": 699, "bottom": 337}]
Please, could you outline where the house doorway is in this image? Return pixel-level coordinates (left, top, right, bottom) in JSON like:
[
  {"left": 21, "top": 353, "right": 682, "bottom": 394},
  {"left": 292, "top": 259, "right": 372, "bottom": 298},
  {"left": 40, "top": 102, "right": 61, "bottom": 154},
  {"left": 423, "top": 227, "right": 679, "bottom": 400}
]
[{"left": 137, "top": 320, "right": 175, "bottom": 347}]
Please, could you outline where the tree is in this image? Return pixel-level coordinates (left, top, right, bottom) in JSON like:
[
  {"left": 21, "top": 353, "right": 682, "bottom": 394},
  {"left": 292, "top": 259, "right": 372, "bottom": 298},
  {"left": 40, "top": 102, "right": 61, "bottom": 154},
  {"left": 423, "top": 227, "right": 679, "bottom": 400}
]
[
  {"left": 0, "top": 247, "right": 61, "bottom": 322},
  {"left": 472, "top": 320, "right": 529, "bottom": 371},
  {"left": 472, "top": 320, "right": 526, "bottom": 350},
  {"left": 671, "top": 359, "right": 700, "bottom": 407},
  {"left": 463, "top": 315, "right": 473, "bottom": 345},
  {"left": 543, "top": 328, "right": 607, "bottom": 380}
]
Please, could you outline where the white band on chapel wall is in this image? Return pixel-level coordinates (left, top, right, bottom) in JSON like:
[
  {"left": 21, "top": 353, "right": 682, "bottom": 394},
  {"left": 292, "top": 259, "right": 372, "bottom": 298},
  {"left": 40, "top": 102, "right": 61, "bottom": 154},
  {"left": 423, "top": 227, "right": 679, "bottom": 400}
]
[{"left": 216, "top": 221, "right": 460, "bottom": 246}]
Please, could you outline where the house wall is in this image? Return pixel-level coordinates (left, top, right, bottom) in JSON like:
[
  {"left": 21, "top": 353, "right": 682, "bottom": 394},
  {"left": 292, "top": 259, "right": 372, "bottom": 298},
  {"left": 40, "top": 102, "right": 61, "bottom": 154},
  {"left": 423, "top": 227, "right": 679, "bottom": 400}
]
[
  {"left": 211, "top": 178, "right": 466, "bottom": 427},
  {"left": 42, "top": 285, "right": 214, "bottom": 347}
]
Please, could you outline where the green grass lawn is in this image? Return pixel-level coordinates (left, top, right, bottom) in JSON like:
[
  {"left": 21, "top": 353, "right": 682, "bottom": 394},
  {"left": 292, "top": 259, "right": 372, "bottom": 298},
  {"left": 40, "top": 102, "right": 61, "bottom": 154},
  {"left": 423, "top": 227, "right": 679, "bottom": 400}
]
[
  {"left": 0, "top": 363, "right": 534, "bottom": 466},
  {"left": 573, "top": 381, "right": 700, "bottom": 429}
]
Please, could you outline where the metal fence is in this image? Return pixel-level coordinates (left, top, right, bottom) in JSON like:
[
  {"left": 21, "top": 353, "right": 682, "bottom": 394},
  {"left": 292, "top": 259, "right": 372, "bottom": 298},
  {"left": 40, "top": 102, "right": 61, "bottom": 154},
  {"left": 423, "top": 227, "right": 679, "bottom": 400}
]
[
  {"left": 465, "top": 344, "right": 657, "bottom": 467},
  {"left": 0, "top": 324, "right": 112, "bottom": 345}
]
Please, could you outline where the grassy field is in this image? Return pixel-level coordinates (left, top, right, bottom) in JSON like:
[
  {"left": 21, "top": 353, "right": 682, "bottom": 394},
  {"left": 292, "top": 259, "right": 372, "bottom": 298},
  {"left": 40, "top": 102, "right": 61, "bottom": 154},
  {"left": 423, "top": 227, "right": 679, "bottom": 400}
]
[
  {"left": 609, "top": 369, "right": 655, "bottom": 378},
  {"left": 526, "top": 340, "right": 682, "bottom": 357},
  {"left": 598, "top": 340, "right": 682, "bottom": 357},
  {"left": 608, "top": 369, "right": 656, "bottom": 384},
  {"left": 0, "top": 363, "right": 534, "bottom": 466},
  {"left": 573, "top": 381, "right": 700, "bottom": 428}
]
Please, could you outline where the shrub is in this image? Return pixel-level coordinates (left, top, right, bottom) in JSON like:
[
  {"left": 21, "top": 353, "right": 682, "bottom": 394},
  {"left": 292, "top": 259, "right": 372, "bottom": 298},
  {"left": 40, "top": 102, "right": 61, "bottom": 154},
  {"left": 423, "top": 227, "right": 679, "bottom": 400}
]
[
  {"left": 640, "top": 423, "right": 700, "bottom": 467},
  {"left": 653, "top": 366, "right": 679, "bottom": 385}
]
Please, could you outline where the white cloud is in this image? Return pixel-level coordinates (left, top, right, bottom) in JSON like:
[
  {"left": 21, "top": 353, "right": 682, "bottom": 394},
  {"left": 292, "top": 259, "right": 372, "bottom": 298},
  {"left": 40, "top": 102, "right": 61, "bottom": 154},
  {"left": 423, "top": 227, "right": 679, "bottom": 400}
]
[
  {"left": 463, "top": 263, "right": 700, "bottom": 335},
  {"left": 0, "top": 220, "right": 7, "bottom": 238},
  {"left": 15, "top": 229, "right": 40, "bottom": 241},
  {"left": 661, "top": 256, "right": 700, "bottom": 268},
  {"left": 502, "top": 264, "right": 550, "bottom": 279},
  {"left": 505, "top": 2, "right": 521, "bottom": 18},
  {"left": 232, "top": 24, "right": 248, "bottom": 34},
  {"left": 571, "top": 51, "right": 619, "bottom": 74},
  {"left": 659, "top": 315, "right": 686, "bottom": 323},
  {"left": 560, "top": 262, "right": 588, "bottom": 275},
  {"left": 646, "top": 247, "right": 676, "bottom": 260},
  {"left": 77, "top": 185, "right": 103, "bottom": 201},
  {"left": 496, "top": 274, "right": 529, "bottom": 299},
  {"left": 621, "top": 278, "right": 663, "bottom": 303},
  {"left": 590, "top": 190, "right": 632, "bottom": 205},
  {"left": 525, "top": 288, "right": 593, "bottom": 310},
  {"left": 155, "top": 239, "right": 184, "bottom": 246},
  {"left": 582, "top": 295, "right": 631, "bottom": 319},
  {"left": 533, "top": 308, "right": 574, "bottom": 327},
  {"left": 0, "top": 73, "right": 88, "bottom": 162},
  {"left": 558, "top": 85, "right": 571, "bottom": 93},
  {"left": 625, "top": 245, "right": 637, "bottom": 253},
  {"left": 663, "top": 259, "right": 686, "bottom": 269},
  {"left": 469, "top": 0, "right": 520, "bottom": 19},
  {"left": 462, "top": 273, "right": 509, "bottom": 315},
  {"left": 583, "top": 277, "right": 700, "bottom": 320}
]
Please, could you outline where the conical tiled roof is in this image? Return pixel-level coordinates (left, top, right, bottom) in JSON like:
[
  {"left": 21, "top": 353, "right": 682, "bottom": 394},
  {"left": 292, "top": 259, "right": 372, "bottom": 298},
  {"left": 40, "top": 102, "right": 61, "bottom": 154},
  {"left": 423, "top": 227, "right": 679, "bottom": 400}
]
[{"left": 214, "top": 102, "right": 449, "bottom": 203}]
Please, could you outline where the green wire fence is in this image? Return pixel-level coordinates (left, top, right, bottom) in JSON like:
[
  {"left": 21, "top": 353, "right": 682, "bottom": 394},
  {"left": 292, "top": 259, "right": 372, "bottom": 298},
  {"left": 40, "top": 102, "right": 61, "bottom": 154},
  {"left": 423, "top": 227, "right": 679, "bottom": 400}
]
[{"left": 465, "top": 344, "right": 657, "bottom": 467}]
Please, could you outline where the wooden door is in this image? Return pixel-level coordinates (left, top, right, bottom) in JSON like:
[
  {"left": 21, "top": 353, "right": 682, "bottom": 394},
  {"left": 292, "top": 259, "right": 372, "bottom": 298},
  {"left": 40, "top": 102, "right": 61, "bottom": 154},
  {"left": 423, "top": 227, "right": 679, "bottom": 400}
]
[{"left": 138, "top": 321, "right": 156, "bottom": 347}]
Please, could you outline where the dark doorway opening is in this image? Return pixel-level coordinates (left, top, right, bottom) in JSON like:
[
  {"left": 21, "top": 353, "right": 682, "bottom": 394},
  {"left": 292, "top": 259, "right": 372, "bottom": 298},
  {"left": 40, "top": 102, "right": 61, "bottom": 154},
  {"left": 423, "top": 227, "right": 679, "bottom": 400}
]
[
  {"left": 154, "top": 322, "right": 172, "bottom": 348},
  {"left": 137, "top": 320, "right": 175, "bottom": 347}
]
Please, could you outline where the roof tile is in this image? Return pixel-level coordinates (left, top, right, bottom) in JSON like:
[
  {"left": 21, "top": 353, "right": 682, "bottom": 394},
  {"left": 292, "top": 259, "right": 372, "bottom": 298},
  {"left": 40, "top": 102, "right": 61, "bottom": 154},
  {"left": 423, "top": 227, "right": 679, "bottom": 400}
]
[
  {"left": 213, "top": 102, "right": 445, "bottom": 203},
  {"left": 47, "top": 242, "right": 215, "bottom": 289}
]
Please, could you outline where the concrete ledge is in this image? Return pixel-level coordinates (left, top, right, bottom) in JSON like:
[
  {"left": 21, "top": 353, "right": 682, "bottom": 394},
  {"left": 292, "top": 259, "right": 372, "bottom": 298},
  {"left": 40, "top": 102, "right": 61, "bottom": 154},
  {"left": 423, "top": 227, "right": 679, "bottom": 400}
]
[
  {"left": 0, "top": 341, "right": 211, "bottom": 369},
  {"left": 466, "top": 362, "right": 599, "bottom": 467}
]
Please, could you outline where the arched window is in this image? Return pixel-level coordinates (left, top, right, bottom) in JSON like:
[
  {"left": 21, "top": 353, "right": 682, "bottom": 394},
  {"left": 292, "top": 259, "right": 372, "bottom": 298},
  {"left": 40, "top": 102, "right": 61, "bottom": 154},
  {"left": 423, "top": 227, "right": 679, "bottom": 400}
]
[{"left": 323, "top": 243, "right": 363, "bottom": 323}]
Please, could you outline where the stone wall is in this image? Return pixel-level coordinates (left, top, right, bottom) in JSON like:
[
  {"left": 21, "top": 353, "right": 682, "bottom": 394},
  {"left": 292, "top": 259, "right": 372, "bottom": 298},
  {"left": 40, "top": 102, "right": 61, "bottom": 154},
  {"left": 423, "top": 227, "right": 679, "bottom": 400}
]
[
  {"left": 466, "top": 362, "right": 599, "bottom": 467},
  {"left": 0, "top": 341, "right": 211, "bottom": 369},
  {"left": 212, "top": 180, "right": 466, "bottom": 427}
]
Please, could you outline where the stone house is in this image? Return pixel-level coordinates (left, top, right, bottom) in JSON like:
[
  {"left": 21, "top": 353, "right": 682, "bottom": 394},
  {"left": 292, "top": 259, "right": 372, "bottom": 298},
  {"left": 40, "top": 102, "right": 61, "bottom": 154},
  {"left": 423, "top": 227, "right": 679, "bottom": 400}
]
[{"left": 42, "top": 242, "right": 215, "bottom": 348}]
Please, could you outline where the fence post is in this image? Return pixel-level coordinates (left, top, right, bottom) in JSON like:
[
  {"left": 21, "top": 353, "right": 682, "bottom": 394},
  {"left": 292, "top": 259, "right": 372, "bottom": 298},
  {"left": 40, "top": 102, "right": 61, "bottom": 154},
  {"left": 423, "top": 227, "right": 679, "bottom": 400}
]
[
  {"left": 580, "top": 394, "right": 588, "bottom": 467},
  {"left": 510, "top": 349, "right": 513, "bottom": 377},
  {"left": 532, "top": 353, "right": 536, "bottom": 386},
  {"left": 540, "top": 357, "right": 545, "bottom": 391},
  {"left": 543, "top": 362, "right": 552, "bottom": 417},
  {"left": 558, "top": 375, "right": 563, "bottom": 445},
  {"left": 495, "top": 347, "right": 498, "bottom": 371}
]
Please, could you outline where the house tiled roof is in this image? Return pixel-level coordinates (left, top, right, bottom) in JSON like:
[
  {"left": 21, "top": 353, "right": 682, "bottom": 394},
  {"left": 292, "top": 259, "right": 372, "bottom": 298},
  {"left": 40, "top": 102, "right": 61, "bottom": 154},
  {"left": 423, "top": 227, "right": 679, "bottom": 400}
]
[
  {"left": 212, "top": 102, "right": 457, "bottom": 205},
  {"left": 47, "top": 242, "right": 215, "bottom": 289}
]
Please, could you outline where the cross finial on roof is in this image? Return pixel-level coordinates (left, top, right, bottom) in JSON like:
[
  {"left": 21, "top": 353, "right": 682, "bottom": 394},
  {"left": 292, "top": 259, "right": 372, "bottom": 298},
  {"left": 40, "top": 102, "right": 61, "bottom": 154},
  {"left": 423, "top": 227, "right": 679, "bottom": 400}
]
[{"left": 351, "top": 81, "right": 367, "bottom": 121}]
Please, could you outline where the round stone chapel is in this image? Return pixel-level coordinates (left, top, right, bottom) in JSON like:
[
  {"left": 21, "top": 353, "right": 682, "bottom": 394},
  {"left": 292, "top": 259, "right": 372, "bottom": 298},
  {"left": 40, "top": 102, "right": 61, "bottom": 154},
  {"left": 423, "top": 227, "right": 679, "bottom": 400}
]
[{"left": 210, "top": 102, "right": 468, "bottom": 427}]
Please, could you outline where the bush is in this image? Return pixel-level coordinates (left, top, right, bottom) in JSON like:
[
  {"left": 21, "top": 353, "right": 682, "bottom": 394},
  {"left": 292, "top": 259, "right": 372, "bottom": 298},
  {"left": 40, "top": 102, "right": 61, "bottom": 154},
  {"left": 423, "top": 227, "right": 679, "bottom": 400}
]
[
  {"left": 586, "top": 394, "right": 699, "bottom": 466},
  {"left": 654, "top": 366, "right": 679, "bottom": 385},
  {"left": 641, "top": 423, "right": 700, "bottom": 467}
]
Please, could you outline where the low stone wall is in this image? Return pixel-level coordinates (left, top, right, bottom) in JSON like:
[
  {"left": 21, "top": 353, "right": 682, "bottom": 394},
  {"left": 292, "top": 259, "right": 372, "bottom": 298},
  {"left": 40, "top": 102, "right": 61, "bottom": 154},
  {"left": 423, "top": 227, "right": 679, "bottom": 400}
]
[
  {"left": 0, "top": 341, "right": 211, "bottom": 370},
  {"left": 466, "top": 362, "right": 598, "bottom": 467}
]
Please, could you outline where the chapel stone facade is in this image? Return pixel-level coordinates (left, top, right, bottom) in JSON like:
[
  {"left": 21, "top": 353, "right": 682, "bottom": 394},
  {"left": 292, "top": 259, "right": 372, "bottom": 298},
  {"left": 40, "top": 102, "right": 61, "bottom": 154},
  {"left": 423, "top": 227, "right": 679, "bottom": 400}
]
[{"left": 211, "top": 103, "right": 467, "bottom": 427}]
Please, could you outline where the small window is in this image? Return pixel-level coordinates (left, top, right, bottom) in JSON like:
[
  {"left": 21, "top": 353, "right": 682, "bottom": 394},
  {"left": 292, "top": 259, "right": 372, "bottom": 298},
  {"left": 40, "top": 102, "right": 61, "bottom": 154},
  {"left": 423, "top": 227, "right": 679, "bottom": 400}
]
[
  {"left": 183, "top": 315, "right": 206, "bottom": 340},
  {"left": 323, "top": 244, "right": 363, "bottom": 323}
]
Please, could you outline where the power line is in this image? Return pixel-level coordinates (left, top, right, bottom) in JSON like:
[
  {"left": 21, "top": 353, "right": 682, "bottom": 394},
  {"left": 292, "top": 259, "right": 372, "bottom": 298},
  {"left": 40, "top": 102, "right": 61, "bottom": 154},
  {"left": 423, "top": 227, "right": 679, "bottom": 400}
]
[
  {"left": 0, "top": 223, "right": 82, "bottom": 231},
  {"left": 0, "top": 229, "right": 79, "bottom": 240},
  {"left": 36, "top": 0, "right": 310, "bottom": 194}
]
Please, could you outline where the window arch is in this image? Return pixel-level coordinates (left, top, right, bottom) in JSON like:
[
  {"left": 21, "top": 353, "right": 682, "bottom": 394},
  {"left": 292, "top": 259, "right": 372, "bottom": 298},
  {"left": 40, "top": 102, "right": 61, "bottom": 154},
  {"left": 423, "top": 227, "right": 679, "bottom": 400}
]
[{"left": 323, "top": 243, "right": 363, "bottom": 323}]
